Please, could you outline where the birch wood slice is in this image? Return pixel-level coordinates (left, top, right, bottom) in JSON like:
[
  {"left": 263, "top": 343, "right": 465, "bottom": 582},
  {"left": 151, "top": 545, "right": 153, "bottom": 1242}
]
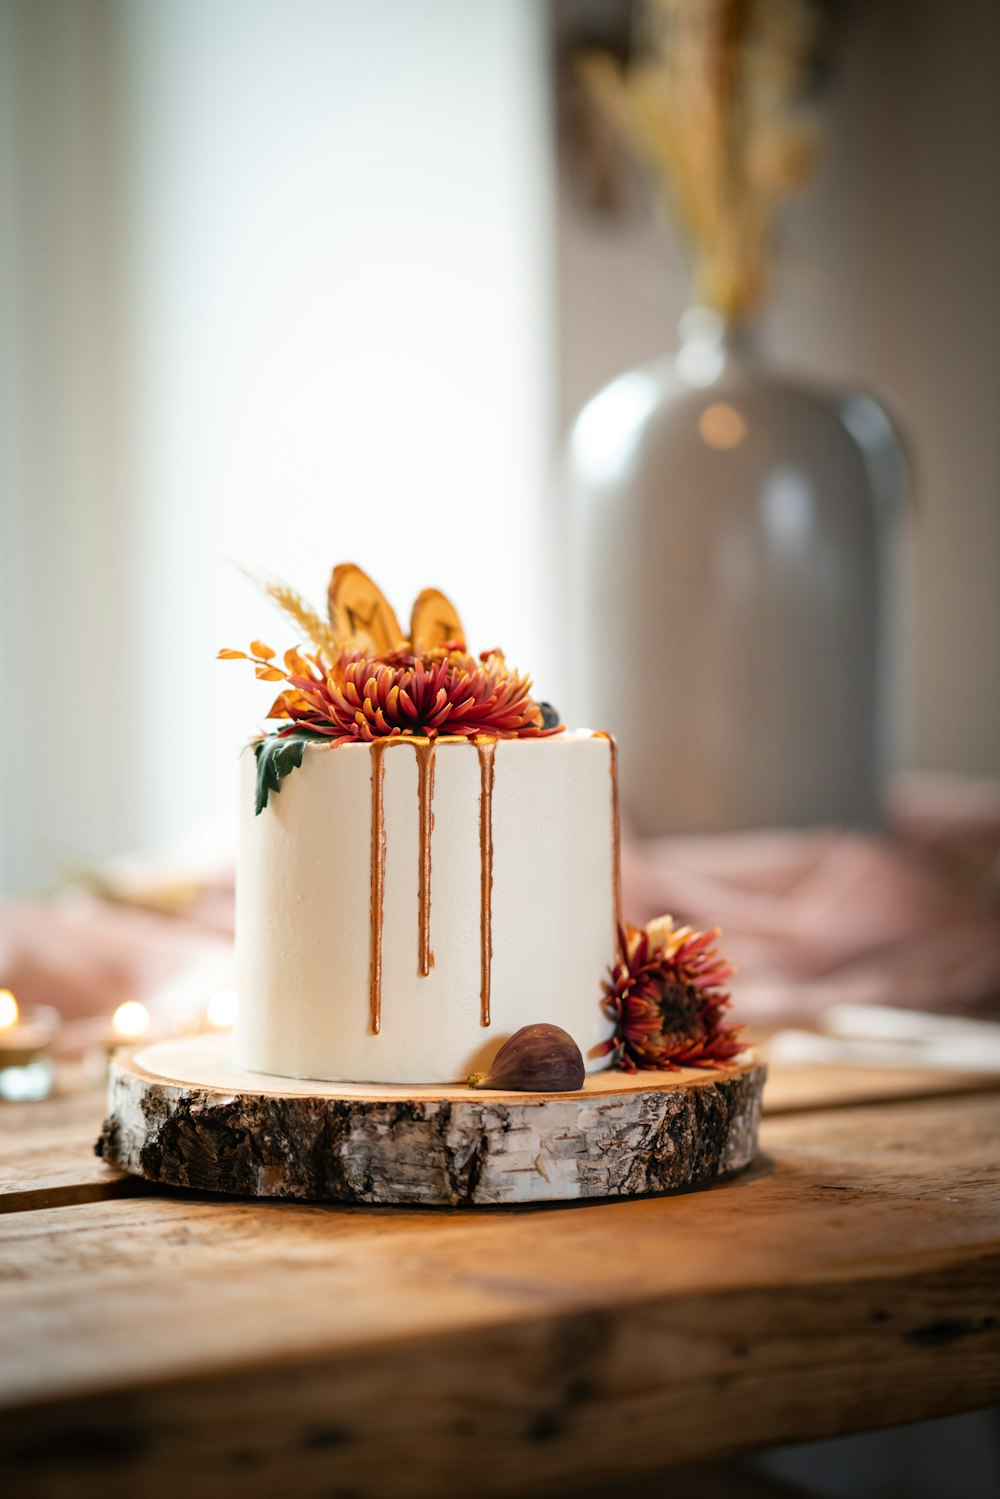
[{"left": 97, "top": 1033, "right": 765, "bottom": 1207}]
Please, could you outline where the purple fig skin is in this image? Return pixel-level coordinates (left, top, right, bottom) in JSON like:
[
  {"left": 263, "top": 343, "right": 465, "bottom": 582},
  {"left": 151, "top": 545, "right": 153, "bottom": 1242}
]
[{"left": 468, "top": 1023, "right": 586, "bottom": 1092}]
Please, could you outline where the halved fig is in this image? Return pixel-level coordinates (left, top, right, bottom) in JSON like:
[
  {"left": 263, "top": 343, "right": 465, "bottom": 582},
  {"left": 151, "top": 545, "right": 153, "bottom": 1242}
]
[{"left": 468, "top": 1024, "right": 585, "bottom": 1092}]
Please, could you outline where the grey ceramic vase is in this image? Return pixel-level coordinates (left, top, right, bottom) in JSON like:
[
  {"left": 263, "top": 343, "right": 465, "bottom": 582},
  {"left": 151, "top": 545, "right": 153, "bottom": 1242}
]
[{"left": 566, "top": 309, "right": 908, "bottom": 837}]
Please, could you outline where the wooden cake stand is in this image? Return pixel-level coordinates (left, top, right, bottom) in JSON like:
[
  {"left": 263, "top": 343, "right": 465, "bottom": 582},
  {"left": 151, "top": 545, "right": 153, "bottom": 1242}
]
[{"left": 97, "top": 1033, "right": 765, "bottom": 1207}]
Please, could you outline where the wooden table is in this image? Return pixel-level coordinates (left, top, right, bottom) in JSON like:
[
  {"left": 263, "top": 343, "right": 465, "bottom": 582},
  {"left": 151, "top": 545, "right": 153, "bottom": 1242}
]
[{"left": 2, "top": 1057, "right": 999, "bottom": 1499}]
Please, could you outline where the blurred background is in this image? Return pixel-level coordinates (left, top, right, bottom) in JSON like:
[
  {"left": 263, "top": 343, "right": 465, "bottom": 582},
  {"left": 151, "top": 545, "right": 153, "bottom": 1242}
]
[{"left": 1, "top": 0, "right": 998, "bottom": 1023}]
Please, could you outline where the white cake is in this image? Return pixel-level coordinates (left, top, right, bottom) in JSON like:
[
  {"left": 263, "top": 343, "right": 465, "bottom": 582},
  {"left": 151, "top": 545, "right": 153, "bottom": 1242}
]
[{"left": 235, "top": 730, "right": 619, "bottom": 1085}]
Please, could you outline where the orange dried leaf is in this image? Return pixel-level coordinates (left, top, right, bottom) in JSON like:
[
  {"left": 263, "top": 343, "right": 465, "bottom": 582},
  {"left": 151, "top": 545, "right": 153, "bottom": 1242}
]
[
  {"left": 284, "top": 647, "right": 313, "bottom": 676},
  {"left": 250, "top": 640, "right": 276, "bottom": 660},
  {"left": 217, "top": 648, "right": 247, "bottom": 660},
  {"left": 268, "top": 686, "right": 318, "bottom": 719},
  {"left": 254, "top": 665, "right": 285, "bottom": 682}
]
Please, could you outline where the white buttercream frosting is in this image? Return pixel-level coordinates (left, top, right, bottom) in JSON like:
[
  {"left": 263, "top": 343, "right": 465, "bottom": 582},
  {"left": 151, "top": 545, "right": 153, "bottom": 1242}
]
[{"left": 235, "top": 731, "right": 617, "bottom": 1084}]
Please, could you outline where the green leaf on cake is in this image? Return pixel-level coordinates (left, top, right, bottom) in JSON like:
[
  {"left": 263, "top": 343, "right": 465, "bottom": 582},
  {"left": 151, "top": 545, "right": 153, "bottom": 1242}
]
[{"left": 253, "top": 731, "right": 329, "bottom": 815}]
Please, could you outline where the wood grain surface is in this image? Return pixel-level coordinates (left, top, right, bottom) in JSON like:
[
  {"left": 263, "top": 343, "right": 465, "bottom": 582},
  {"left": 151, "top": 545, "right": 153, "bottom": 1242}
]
[
  {"left": 1, "top": 1086, "right": 998, "bottom": 1499},
  {"left": 0, "top": 1087, "right": 139, "bottom": 1213},
  {"left": 760, "top": 1058, "right": 1000, "bottom": 1114}
]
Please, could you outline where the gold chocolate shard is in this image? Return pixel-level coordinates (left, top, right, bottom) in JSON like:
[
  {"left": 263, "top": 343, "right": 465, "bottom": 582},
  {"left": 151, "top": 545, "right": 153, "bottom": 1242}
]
[
  {"left": 410, "top": 588, "right": 466, "bottom": 653},
  {"left": 328, "top": 563, "right": 405, "bottom": 656}
]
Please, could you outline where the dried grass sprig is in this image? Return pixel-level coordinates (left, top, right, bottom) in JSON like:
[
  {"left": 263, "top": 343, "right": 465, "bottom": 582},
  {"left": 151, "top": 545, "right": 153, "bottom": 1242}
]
[{"left": 234, "top": 564, "right": 349, "bottom": 660}]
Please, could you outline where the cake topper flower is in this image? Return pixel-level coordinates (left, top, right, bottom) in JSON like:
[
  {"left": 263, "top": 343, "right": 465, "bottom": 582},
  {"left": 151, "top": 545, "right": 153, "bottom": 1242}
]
[
  {"left": 259, "top": 645, "right": 549, "bottom": 744},
  {"left": 600, "top": 916, "right": 743, "bottom": 1072},
  {"left": 220, "top": 563, "right": 562, "bottom": 811}
]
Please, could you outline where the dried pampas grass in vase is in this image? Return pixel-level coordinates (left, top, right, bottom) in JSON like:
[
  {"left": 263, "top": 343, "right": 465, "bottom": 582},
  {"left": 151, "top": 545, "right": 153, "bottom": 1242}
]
[
  {"left": 566, "top": 0, "right": 910, "bottom": 839},
  {"left": 578, "top": 0, "right": 828, "bottom": 319}
]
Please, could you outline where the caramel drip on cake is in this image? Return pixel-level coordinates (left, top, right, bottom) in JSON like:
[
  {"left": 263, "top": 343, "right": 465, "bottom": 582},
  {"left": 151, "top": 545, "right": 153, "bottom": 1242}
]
[
  {"left": 592, "top": 731, "right": 622, "bottom": 952},
  {"left": 368, "top": 740, "right": 390, "bottom": 1034},
  {"left": 476, "top": 738, "right": 496, "bottom": 1027},
  {"left": 414, "top": 740, "right": 436, "bottom": 976}
]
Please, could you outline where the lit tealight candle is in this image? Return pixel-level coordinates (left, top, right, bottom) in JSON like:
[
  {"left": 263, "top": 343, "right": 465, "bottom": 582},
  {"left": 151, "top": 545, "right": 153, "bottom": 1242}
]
[
  {"left": 0, "top": 990, "right": 60, "bottom": 1101},
  {"left": 0, "top": 990, "right": 57, "bottom": 1062},
  {"left": 205, "top": 989, "right": 238, "bottom": 1030},
  {"left": 84, "top": 1000, "right": 153, "bottom": 1087},
  {"left": 0, "top": 990, "right": 17, "bottom": 1030},
  {"left": 111, "top": 1001, "right": 152, "bottom": 1043}
]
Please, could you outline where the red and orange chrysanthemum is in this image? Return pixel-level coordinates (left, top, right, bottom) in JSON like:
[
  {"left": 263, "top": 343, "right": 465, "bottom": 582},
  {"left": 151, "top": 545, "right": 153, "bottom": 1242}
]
[
  {"left": 599, "top": 917, "right": 744, "bottom": 1072},
  {"left": 261, "top": 643, "right": 554, "bottom": 744}
]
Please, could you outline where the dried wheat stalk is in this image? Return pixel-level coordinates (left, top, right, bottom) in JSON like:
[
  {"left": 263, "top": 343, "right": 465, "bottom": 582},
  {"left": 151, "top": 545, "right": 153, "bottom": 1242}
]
[{"left": 236, "top": 564, "right": 343, "bottom": 658}]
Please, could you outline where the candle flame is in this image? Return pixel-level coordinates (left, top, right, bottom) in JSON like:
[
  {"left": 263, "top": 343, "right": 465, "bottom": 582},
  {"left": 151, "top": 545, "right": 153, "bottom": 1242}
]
[
  {"left": 0, "top": 990, "right": 18, "bottom": 1029},
  {"left": 112, "top": 1000, "right": 151, "bottom": 1040},
  {"left": 206, "top": 989, "right": 238, "bottom": 1030}
]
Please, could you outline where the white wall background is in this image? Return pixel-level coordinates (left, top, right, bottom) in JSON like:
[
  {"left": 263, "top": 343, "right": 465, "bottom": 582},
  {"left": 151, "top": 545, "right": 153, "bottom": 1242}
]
[{"left": 0, "top": 0, "right": 555, "bottom": 894}]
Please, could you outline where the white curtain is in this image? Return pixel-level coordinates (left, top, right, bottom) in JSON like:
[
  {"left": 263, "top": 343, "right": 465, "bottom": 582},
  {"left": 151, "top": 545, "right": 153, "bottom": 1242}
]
[{"left": 0, "top": 0, "right": 555, "bottom": 894}]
